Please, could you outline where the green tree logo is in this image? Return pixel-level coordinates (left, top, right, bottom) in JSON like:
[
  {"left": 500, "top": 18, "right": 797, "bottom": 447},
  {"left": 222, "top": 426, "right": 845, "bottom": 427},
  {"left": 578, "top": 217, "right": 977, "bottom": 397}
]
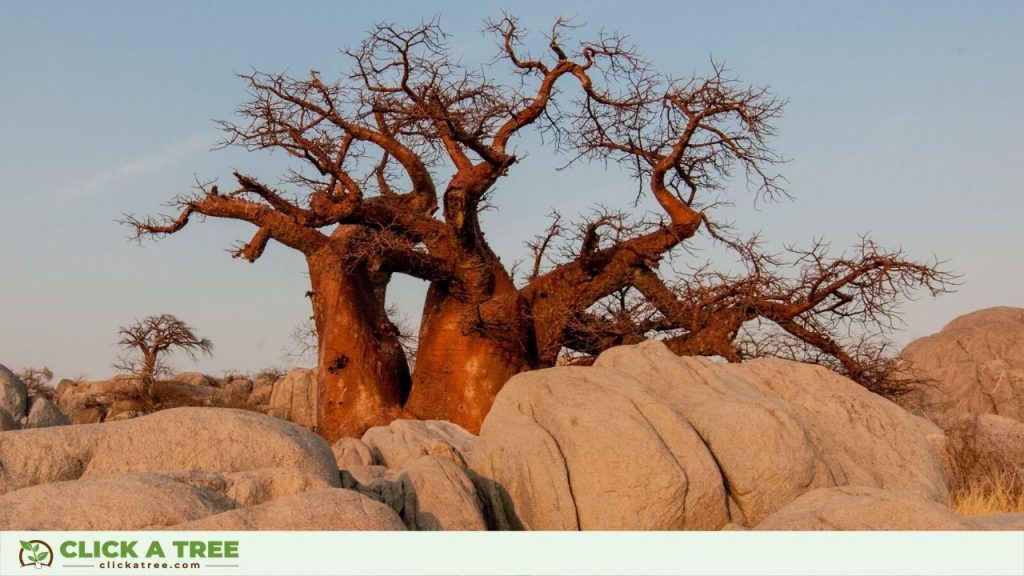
[{"left": 18, "top": 540, "right": 53, "bottom": 569}]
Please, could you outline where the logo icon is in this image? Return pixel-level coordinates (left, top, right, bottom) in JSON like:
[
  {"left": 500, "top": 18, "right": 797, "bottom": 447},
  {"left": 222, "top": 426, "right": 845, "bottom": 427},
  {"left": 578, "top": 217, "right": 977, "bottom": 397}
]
[{"left": 18, "top": 540, "right": 53, "bottom": 569}]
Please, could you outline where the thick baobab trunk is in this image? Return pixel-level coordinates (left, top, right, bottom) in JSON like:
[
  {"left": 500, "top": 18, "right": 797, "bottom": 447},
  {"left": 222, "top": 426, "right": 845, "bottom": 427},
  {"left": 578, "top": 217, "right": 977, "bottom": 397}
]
[
  {"left": 309, "top": 230, "right": 411, "bottom": 442},
  {"left": 407, "top": 268, "right": 533, "bottom": 433}
]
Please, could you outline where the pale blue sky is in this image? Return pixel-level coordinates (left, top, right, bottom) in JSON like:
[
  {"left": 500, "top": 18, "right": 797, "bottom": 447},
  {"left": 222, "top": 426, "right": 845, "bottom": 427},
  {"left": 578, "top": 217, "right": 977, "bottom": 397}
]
[{"left": 1, "top": 1, "right": 1021, "bottom": 380}]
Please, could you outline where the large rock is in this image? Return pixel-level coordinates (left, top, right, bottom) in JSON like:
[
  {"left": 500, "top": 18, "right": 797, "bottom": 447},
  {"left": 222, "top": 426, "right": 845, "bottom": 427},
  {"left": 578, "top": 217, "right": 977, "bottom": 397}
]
[
  {"left": 170, "top": 489, "right": 406, "bottom": 530},
  {"left": 54, "top": 378, "right": 76, "bottom": 401},
  {"left": 0, "top": 364, "right": 27, "bottom": 422},
  {"left": 170, "top": 372, "right": 215, "bottom": 387},
  {"left": 471, "top": 341, "right": 949, "bottom": 530},
  {"left": 106, "top": 399, "right": 145, "bottom": 420},
  {"left": 757, "top": 486, "right": 1024, "bottom": 530},
  {"left": 71, "top": 406, "right": 104, "bottom": 425},
  {"left": 0, "top": 407, "right": 339, "bottom": 494},
  {"left": 188, "top": 467, "right": 334, "bottom": 508},
  {"left": 598, "top": 344, "right": 951, "bottom": 521},
  {"left": 362, "top": 419, "right": 477, "bottom": 469},
  {"left": 24, "top": 395, "right": 69, "bottom": 429},
  {"left": 340, "top": 465, "right": 390, "bottom": 499},
  {"left": 338, "top": 457, "right": 486, "bottom": 531},
  {"left": 471, "top": 364, "right": 729, "bottom": 530},
  {"left": 220, "top": 377, "right": 254, "bottom": 400},
  {"left": 900, "top": 307, "right": 1024, "bottom": 424},
  {"left": 54, "top": 376, "right": 230, "bottom": 423},
  {"left": 149, "top": 380, "right": 221, "bottom": 407},
  {"left": 943, "top": 413, "right": 1024, "bottom": 492},
  {"left": 392, "top": 456, "right": 487, "bottom": 531},
  {"left": 0, "top": 473, "right": 234, "bottom": 530},
  {"left": 333, "top": 437, "right": 375, "bottom": 469},
  {"left": 971, "top": 414, "right": 1024, "bottom": 469},
  {"left": 0, "top": 410, "right": 18, "bottom": 431},
  {"left": 268, "top": 368, "right": 317, "bottom": 428},
  {"left": 0, "top": 467, "right": 337, "bottom": 530},
  {"left": 55, "top": 376, "right": 139, "bottom": 421},
  {"left": 755, "top": 486, "right": 970, "bottom": 530}
]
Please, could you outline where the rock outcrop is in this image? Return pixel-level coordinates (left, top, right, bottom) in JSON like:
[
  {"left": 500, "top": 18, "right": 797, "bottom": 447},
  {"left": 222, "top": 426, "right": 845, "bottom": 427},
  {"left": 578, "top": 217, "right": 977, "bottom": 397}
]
[
  {"left": 24, "top": 395, "right": 69, "bottom": 428},
  {"left": 206, "top": 467, "right": 336, "bottom": 507},
  {"left": 220, "top": 376, "right": 254, "bottom": 401},
  {"left": 332, "top": 437, "right": 375, "bottom": 469},
  {"left": 0, "top": 407, "right": 339, "bottom": 494},
  {"left": 0, "top": 410, "right": 18, "bottom": 431},
  {"left": 170, "top": 372, "right": 216, "bottom": 388},
  {"left": 0, "top": 406, "right": 413, "bottom": 531},
  {"left": 471, "top": 341, "right": 949, "bottom": 530},
  {"left": 0, "top": 473, "right": 236, "bottom": 530},
  {"left": 942, "top": 412, "right": 1024, "bottom": 490},
  {"left": 362, "top": 419, "right": 476, "bottom": 469},
  {"left": 247, "top": 372, "right": 277, "bottom": 408},
  {"left": 248, "top": 383, "right": 274, "bottom": 406},
  {"left": 900, "top": 307, "right": 1024, "bottom": 425},
  {"left": 0, "top": 468, "right": 398, "bottom": 531},
  {"left": 0, "top": 364, "right": 27, "bottom": 423},
  {"left": 336, "top": 422, "right": 486, "bottom": 531},
  {"left": 267, "top": 368, "right": 317, "bottom": 428},
  {"left": 169, "top": 489, "right": 405, "bottom": 530},
  {"left": 969, "top": 414, "right": 1024, "bottom": 469},
  {"left": 391, "top": 456, "right": 486, "bottom": 531},
  {"left": 0, "top": 364, "right": 68, "bottom": 430},
  {"left": 338, "top": 456, "right": 486, "bottom": 531},
  {"left": 754, "top": 486, "right": 971, "bottom": 530},
  {"left": 55, "top": 375, "right": 141, "bottom": 421},
  {"left": 53, "top": 372, "right": 273, "bottom": 424},
  {"left": 756, "top": 485, "right": 1023, "bottom": 530}
]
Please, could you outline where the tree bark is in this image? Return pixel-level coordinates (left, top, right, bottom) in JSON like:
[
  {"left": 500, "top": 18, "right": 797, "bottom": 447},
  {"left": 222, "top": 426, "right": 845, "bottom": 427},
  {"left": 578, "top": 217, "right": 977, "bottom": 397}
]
[
  {"left": 524, "top": 222, "right": 703, "bottom": 365},
  {"left": 140, "top": 350, "right": 158, "bottom": 404},
  {"left": 406, "top": 265, "right": 534, "bottom": 433},
  {"left": 310, "top": 227, "right": 411, "bottom": 441}
]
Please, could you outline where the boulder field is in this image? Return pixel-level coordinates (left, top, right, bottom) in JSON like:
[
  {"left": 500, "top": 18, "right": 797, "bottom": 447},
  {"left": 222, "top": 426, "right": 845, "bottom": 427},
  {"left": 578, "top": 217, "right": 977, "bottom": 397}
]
[
  {"left": 0, "top": 408, "right": 401, "bottom": 530},
  {"left": 470, "top": 341, "right": 951, "bottom": 530},
  {"left": 3, "top": 316, "right": 1024, "bottom": 530}
]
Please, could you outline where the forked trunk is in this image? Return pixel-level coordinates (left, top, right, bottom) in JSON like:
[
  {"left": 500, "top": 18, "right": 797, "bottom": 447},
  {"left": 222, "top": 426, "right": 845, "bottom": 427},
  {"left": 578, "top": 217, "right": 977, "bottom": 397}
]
[
  {"left": 406, "top": 268, "right": 534, "bottom": 433},
  {"left": 309, "top": 229, "right": 411, "bottom": 441}
]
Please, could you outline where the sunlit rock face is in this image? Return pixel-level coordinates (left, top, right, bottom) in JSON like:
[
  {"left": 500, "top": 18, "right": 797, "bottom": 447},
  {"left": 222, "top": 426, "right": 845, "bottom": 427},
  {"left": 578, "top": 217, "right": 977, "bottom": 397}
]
[
  {"left": 900, "top": 307, "right": 1024, "bottom": 425},
  {"left": 471, "top": 340, "right": 949, "bottom": 530}
]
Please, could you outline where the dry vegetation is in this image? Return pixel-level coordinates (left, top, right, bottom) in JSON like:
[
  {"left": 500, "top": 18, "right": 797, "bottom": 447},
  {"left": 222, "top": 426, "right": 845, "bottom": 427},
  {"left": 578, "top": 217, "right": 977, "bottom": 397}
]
[{"left": 946, "top": 419, "right": 1024, "bottom": 516}]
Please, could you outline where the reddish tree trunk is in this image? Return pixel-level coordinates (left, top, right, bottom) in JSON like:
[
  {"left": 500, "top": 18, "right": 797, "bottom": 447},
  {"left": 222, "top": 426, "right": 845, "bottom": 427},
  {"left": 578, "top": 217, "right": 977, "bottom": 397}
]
[
  {"left": 406, "top": 267, "right": 533, "bottom": 433},
  {"left": 310, "top": 229, "right": 411, "bottom": 441}
]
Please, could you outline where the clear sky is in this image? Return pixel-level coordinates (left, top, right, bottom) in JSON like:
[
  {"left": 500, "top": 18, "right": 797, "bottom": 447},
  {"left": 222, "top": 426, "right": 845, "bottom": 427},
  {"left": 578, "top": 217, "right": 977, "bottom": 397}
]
[{"left": 2, "top": 1, "right": 1021, "bottom": 381}]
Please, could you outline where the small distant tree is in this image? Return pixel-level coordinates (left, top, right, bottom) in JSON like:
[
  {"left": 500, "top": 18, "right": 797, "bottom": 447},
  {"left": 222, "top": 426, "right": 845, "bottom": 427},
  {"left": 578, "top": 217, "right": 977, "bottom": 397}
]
[
  {"left": 114, "top": 314, "right": 213, "bottom": 402},
  {"left": 17, "top": 366, "right": 55, "bottom": 402},
  {"left": 17, "top": 366, "right": 53, "bottom": 389}
]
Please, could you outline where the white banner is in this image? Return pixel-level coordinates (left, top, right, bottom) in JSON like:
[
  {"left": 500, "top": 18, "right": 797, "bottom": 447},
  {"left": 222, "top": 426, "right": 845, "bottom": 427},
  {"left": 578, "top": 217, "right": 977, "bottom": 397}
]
[{"left": 1, "top": 531, "right": 1022, "bottom": 576}]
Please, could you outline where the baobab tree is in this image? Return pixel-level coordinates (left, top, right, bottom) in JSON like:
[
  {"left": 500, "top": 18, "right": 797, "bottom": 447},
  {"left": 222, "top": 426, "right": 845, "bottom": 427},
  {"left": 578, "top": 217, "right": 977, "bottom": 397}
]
[
  {"left": 125, "top": 17, "right": 954, "bottom": 440},
  {"left": 114, "top": 314, "right": 213, "bottom": 403}
]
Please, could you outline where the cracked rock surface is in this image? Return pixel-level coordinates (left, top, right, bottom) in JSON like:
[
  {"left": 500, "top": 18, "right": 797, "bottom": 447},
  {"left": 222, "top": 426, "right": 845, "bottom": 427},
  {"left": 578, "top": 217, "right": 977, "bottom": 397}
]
[
  {"left": 470, "top": 340, "right": 949, "bottom": 530},
  {"left": 900, "top": 306, "right": 1024, "bottom": 425}
]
